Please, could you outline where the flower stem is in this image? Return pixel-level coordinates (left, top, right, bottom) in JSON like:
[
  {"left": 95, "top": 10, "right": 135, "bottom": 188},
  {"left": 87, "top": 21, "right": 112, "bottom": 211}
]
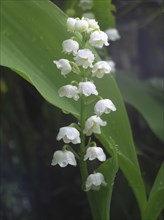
[{"left": 79, "top": 95, "right": 88, "bottom": 184}]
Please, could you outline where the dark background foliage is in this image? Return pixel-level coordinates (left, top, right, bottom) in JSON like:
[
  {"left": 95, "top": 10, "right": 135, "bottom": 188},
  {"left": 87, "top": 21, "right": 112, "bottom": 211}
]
[{"left": 0, "top": 0, "right": 163, "bottom": 219}]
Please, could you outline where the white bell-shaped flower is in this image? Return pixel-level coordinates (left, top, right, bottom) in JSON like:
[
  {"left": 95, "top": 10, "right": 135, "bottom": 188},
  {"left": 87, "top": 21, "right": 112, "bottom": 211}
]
[
  {"left": 83, "top": 115, "right": 107, "bottom": 136},
  {"left": 105, "top": 28, "right": 120, "bottom": 41},
  {"left": 92, "top": 61, "right": 112, "bottom": 78},
  {"left": 84, "top": 146, "right": 106, "bottom": 161},
  {"left": 107, "top": 60, "right": 116, "bottom": 72},
  {"left": 78, "top": 81, "right": 98, "bottom": 97},
  {"left": 75, "top": 19, "right": 88, "bottom": 32},
  {"left": 57, "top": 127, "right": 81, "bottom": 144},
  {"left": 89, "top": 30, "right": 109, "bottom": 48},
  {"left": 94, "top": 99, "right": 116, "bottom": 116},
  {"left": 62, "top": 39, "right": 79, "bottom": 56},
  {"left": 67, "top": 17, "right": 76, "bottom": 32},
  {"left": 51, "top": 150, "right": 77, "bottom": 167},
  {"left": 58, "top": 85, "right": 79, "bottom": 101},
  {"left": 87, "top": 18, "right": 99, "bottom": 33},
  {"left": 53, "top": 59, "right": 72, "bottom": 76},
  {"left": 85, "top": 172, "right": 107, "bottom": 191},
  {"left": 74, "top": 49, "right": 94, "bottom": 69},
  {"left": 79, "top": 0, "right": 93, "bottom": 11}
]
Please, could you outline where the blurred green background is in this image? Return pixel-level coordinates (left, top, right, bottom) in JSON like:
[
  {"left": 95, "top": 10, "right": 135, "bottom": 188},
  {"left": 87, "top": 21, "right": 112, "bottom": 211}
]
[{"left": 0, "top": 0, "right": 163, "bottom": 219}]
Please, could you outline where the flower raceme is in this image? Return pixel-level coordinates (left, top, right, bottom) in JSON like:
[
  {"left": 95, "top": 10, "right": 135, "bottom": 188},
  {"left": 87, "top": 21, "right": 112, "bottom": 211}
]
[
  {"left": 51, "top": 150, "right": 77, "bottom": 167},
  {"left": 57, "top": 127, "right": 81, "bottom": 144},
  {"left": 84, "top": 146, "right": 106, "bottom": 161},
  {"left": 83, "top": 115, "right": 107, "bottom": 136},
  {"left": 52, "top": 16, "right": 118, "bottom": 192},
  {"left": 85, "top": 172, "right": 107, "bottom": 191},
  {"left": 94, "top": 99, "right": 116, "bottom": 116}
]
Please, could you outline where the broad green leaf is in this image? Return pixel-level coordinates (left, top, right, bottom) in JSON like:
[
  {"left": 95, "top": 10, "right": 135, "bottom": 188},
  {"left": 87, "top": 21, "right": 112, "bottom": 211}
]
[
  {"left": 143, "top": 163, "right": 164, "bottom": 220},
  {"left": 96, "top": 134, "right": 147, "bottom": 216},
  {"left": 88, "top": 148, "right": 119, "bottom": 220},
  {"left": 1, "top": 1, "right": 146, "bottom": 218},
  {"left": 93, "top": 0, "right": 116, "bottom": 29},
  {"left": 116, "top": 72, "right": 164, "bottom": 141}
]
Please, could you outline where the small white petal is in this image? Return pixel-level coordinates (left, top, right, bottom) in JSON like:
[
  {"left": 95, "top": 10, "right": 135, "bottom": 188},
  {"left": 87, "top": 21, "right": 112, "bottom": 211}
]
[
  {"left": 58, "top": 85, "right": 79, "bottom": 101},
  {"left": 78, "top": 81, "right": 98, "bottom": 97},
  {"left": 85, "top": 172, "right": 107, "bottom": 191},
  {"left": 51, "top": 150, "right": 77, "bottom": 167},
  {"left": 74, "top": 49, "right": 94, "bottom": 69},
  {"left": 89, "top": 31, "right": 109, "bottom": 48},
  {"left": 83, "top": 115, "right": 107, "bottom": 136},
  {"left": 105, "top": 28, "right": 120, "bottom": 41},
  {"left": 57, "top": 127, "right": 81, "bottom": 144},
  {"left": 75, "top": 19, "right": 88, "bottom": 32},
  {"left": 67, "top": 17, "right": 76, "bottom": 32},
  {"left": 62, "top": 39, "right": 79, "bottom": 55},
  {"left": 86, "top": 18, "right": 99, "bottom": 33},
  {"left": 92, "top": 61, "right": 112, "bottom": 78},
  {"left": 64, "top": 151, "right": 77, "bottom": 166},
  {"left": 84, "top": 146, "right": 106, "bottom": 161},
  {"left": 53, "top": 59, "right": 72, "bottom": 76},
  {"left": 94, "top": 99, "right": 116, "bottom": 116}
]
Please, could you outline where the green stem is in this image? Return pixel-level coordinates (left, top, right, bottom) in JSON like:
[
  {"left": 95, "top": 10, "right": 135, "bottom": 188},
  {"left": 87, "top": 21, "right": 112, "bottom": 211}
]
[{"left": 79, "top": 95, "right": 88, "bottom": 184}]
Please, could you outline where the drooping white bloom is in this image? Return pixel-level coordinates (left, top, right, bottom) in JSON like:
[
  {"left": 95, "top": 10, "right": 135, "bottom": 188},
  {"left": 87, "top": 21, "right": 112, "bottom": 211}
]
[
  {"left": 94, "top": 99, "right": 116, "bottom": 116},
  {"left": 51, "top": 150, "right": 77, "bottom": 167},
  {"left": 79, "top": 0, "right": 93, "bottom": 11},
  {"left": 105, "top": 28, "right": 120, "bottom": 41},
  {"left": 87, "top": 19, "right": 100, "bottom": 33},
  {"left": 53, "top": 59, "right": 72, "bottom": 76},
  {"left": 92, "top": 61, "right": 112, "bottom": 78},
  {"left": 89, "top": 30, "right": 109, "bottom": 48},
  {"left": 85, "top": 172, "right": 107, "bottom": 191},
  {"left": 82, "top": 12, "right": 95, "bottom": 19},
  {"left": 74, "top": 49, "right": 94, "bottom": 69},
  {"left": 62, "top": 39, "right": 79, "bottom": 56},
  {"left": 84, "top": 146, "right": 106, "bottom": 161},
  {"left": 107, "top": 60, "right": 116, "bottom": 72},
  {"left": 83, "top": 115, "right": 107, "bottom": 136},
  {"left": 67, "top": 17, "right": 76, "bottom": 32},
  {"left": 75, "top": 19, "right": 88, "bottom": 32},
  {"left": 58, "top": 85, "right": 79, "bottom": 101},
  {"left": 78, "top": 82, "right": 98, "bottom": 97},
  {"left": 57, "top": 127, "right": 81, "bottom": 144}
]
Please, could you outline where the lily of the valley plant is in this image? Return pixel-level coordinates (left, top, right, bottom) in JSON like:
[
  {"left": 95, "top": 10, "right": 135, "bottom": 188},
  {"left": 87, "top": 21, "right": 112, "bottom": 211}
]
[{"left": 52, "top": 17, "right": 116, "bottom": 191}]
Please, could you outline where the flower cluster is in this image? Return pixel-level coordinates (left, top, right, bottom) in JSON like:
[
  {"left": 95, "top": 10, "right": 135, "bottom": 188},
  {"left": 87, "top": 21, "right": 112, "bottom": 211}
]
[{"left": 52, "top": 17, "right": 116, "bottom": 191}]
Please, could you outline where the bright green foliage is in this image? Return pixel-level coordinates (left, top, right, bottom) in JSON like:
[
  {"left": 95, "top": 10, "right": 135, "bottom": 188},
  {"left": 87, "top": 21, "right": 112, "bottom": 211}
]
[
  {"left": 116, "top": 72, "right": 164, "bottom": 141},
  {"left": 143, "top": 163, "right": 164, "bottom": 220},
  {"left": 93, "top": 0, "right": 116, "bottom": 29},
  {"left": 88, "top": 147, "right": 119, "bottom": 220}
]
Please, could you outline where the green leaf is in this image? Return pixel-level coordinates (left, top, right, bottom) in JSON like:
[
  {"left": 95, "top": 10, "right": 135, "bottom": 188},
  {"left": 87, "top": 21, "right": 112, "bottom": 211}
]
[
  {"left": 143, "top": 163, "right": 164, "bottom": 220},
  {"left": 93, "top": 0, "right": 116, "bottom": 29},
  {"left": 88, "top": 148, "right": 119, "bottom": 220},
  {"left": 0, "top": 1, "right": 146, "bottom": 219},
  {"left": 116, "top": 72, "right": 164, "bottom": 141}
]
